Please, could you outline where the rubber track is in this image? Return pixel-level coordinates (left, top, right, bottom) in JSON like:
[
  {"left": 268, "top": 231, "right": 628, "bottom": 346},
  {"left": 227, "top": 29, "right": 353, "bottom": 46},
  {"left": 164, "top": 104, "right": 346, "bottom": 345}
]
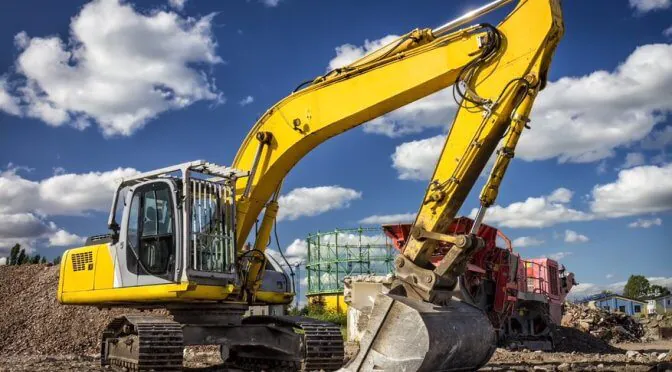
[
  {"left": 234, "top": 315, "right": 345, "bottom": 371},
  {"left": 103, "top": 316, "right": 184, "bottom": 372}
]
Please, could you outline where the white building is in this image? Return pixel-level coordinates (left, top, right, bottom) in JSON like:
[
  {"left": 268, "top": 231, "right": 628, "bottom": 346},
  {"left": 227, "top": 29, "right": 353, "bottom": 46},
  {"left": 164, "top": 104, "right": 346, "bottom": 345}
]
[{"left": 647, "top": 294, "right": 672, "bottom": 314}]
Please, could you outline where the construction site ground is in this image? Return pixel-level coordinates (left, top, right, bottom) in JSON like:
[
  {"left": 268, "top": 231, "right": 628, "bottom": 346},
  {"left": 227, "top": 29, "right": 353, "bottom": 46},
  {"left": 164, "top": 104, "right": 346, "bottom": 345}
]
[
  {"left": 1, "top": 342, "right": 672, "bottom": 371},
  {"left": 2, "top": 265, "right": 671, "bottom": 372}
]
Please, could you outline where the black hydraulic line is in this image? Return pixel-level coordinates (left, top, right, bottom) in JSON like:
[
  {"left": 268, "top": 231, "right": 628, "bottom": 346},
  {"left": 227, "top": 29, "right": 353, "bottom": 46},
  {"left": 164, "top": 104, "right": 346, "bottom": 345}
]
[{"left": 274, "top": 218, "right": 296, "bottom": 295}]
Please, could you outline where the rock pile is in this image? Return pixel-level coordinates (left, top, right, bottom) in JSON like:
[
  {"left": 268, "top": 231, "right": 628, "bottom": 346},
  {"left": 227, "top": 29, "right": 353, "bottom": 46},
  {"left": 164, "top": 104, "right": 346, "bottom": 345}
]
[
  {"left": 640, "top": 313, "right": 672, "bottom": 341},
  {"left": 0, "top": 264, "right": 157, "bottom": 356},
  {"left": 561, "top": 302, "right": 644, "bottom": 344}
]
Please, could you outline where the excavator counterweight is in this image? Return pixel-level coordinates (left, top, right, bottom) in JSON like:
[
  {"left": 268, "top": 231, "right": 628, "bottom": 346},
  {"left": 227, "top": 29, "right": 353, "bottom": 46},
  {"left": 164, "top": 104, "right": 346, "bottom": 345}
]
[{"left": 56, "top": 0, "right": 565, "bottom": 370}]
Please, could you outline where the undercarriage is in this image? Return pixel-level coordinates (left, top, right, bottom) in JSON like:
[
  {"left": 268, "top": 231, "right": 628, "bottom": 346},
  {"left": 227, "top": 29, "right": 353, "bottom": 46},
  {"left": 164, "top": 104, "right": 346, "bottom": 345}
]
[{"left": 100, "top": 304, "right": 344, "bottom": 371}]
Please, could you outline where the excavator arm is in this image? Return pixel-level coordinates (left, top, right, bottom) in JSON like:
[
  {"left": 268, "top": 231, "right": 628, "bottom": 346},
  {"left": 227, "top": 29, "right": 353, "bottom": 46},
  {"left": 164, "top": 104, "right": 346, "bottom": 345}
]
[{"left": 234, "top": 0, "right": 563, "bottom": 302}]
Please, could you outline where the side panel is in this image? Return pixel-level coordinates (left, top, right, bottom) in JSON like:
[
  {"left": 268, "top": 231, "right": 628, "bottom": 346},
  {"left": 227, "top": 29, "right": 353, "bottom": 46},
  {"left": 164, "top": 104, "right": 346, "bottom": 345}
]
[
  {"left": 60, "top": 245, "right": 100, "bottom": 293},
  {"left": 94, "top": 243, "right": 116, "bottom": 290},
  {"left": 59, "top": 243, "right": 114, "bottom": 296}
]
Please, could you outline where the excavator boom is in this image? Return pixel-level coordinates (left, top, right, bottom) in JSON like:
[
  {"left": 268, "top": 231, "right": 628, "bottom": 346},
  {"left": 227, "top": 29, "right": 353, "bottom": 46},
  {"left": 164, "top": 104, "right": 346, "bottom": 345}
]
[
  {"left": 233, "top": 0, "right": 563, "bottom": 298},
  {"left": 230, "top": 0, "right": 563, "bottom": 369}
]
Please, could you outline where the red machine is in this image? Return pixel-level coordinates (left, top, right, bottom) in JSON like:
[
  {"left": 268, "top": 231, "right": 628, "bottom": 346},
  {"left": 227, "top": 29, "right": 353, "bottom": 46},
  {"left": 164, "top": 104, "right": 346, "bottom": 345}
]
[{"left": 382, "top": 217, "right": 575, "bottom": 350}]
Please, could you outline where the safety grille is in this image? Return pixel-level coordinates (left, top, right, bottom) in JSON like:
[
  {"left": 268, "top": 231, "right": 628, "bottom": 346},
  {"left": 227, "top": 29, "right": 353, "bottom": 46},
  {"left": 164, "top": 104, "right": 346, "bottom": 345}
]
[
  {"left": 72, "top": 251, "right": 93, "bottom": 272},
  {"left": 549, "top": 265, "right": 559, "bottom": 296}
]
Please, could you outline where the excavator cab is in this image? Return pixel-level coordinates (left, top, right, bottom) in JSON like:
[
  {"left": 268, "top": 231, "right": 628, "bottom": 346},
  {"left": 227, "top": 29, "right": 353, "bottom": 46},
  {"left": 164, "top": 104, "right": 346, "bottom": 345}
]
[
  {"left": 107, "top": 161, "right": 240, "bottom": 287},
  {"left": 57, "top": 160, "right": 273, "bottom": 305}
]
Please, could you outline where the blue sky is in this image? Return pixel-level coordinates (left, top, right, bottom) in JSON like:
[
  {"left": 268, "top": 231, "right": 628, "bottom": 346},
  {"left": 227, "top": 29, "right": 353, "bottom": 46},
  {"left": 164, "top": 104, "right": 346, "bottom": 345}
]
[{"left": 0, "top": 0, "right": 670, "bottom": 299}]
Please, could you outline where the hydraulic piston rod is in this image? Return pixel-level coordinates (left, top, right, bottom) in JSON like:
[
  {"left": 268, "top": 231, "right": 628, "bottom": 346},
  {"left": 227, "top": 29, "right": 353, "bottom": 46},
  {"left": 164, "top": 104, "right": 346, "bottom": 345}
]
[{"left": 432, "top": 0, "right": 515, "bottom": 36}]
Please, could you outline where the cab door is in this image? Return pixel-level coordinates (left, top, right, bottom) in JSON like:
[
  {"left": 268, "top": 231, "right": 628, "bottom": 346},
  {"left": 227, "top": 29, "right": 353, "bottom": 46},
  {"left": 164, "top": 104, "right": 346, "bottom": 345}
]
[{"left": 117, "top": 180, "right": 180, "bottom": 287}]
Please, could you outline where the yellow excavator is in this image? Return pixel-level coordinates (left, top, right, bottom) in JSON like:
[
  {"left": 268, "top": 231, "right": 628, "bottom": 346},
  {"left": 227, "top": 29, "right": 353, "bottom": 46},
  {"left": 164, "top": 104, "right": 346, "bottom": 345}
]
[{"left": 57, "top": 0, "right": 564, "bottom": 370}]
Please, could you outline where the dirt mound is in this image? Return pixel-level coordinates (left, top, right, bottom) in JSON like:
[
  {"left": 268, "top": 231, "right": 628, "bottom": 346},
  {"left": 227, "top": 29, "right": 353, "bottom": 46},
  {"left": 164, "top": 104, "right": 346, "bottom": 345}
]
[
  {"left": 561, "top": 302, "right": 644, "bottom": 344},
  {"left": 0, "top": 264, "right": 154, "bottom": 356},
  {"left": 553, "top": 326, "right": 622, "bottom": 353}
]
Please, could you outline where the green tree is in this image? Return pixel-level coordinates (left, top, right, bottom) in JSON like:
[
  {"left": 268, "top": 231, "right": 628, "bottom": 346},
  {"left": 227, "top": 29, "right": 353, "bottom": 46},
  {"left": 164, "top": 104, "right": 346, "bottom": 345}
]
[
  {"left": 648, "top": 284, "right": 671, "bottom": 298},
  {"left": 53, "top": 256, "right": 62, "bottom": 265},
  {"left": 16, "top": 249, "right": 27, "bottom": 265},
  {"left": 623, "top": 275, "right": 650, "bottom": 299},
  {"left": 30, "top": 255, "right": 41, "bottom": 264},
  {"left": 40, "top": 257, "right": 47, "bottom": 264},
  {"left": 9, "top": 244, "right": 21, "bottom": 265}
]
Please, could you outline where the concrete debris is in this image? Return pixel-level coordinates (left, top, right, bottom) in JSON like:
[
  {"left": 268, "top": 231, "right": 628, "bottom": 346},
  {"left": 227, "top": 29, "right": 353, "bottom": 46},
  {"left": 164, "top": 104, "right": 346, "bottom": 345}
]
[
  {"left": 561, "top": 302, "right": 644, "bottom": 344},
  {"left": 626, "top": 350, "right": 640, "bottom": 359},
  {"left": 639, "top": 313, "right": 672, "bottom": 341}
]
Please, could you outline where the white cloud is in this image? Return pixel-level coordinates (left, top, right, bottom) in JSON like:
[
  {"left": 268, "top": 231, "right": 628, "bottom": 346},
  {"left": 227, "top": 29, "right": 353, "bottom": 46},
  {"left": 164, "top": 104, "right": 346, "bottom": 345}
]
[
  {"left": 596, "top": 160, "right": 608, "bottom": 175},
  {"left": 0, "top": 257, "right": 6, "bottom": 265},
  {"left": 285, "top": 238, "right": 308, "bottom": 258},
  {"left": 620, "top": 152, "right": 646, "bottom": 169},
  {"left": 0, "top": 213, "right": 82, "bottom": 251},
  {"left": 0, "top": 164, "right": 138, "bottom": 252},
  {"left": 320, "top": 232, "right": 389, "bottom": 247},
  {"left": 628, "top": 217, "right": 663, "bottom": 228},
  {"left": 630, "top": 0, "right": 671, "bottom": 13},
  {"left": 385, "top": 44, "right": 672, "bottom": 167},
  {"left": 266, "top": 248, "right": 304, "bottom": 268},
  {"left": 359, "top": 213, "right": 415, "bottom": 225},
  {"left": 518, "top": 43, "right": 672, "bottom": 163},
  {"left": 260, "top": 0, "right": 281, "bottom": 7},
  {"left": 328, "top": 35, "right": 400, "bottom": 71},
  {"left": 1, "top": 0, "right": 223, "bottom": 136},
  {"left": 364, "top": 90, "right": 457, "bottom": 137},
  {"left": 648, "top": 277, "right": 672, "bottom": 289},
  {"left": 590, "top": 163, "right": 672, "bottom": 217},
  {"left": 568, "top": 276, "right": 672, "bottom": 300},
  {"left": 606, "top": 274, "right": 614, "bottom": 279},
  {"left": 391, "top": 135, "right": 444, "bottom": 180},
  {"left": 511, "top": 236, "right": 545, "bottom": 248},
  {"left": 48, "top": 230, "right": 85, "bottom": 247},
  {"left": 564, "top": 229, "right": 589, "bottom": 243},
  {"left": 168, "top": 0, "right": 187, "bottom": 10},
  {"left": 464, "top": 163, "right": 672, "bottom": 229},
  {"left": 0, "top": 213, "right": 52, "bottom": 239},
  {"left": 547, "top": 251, "right": 572, "bottom": 261},
  {"left": 547, "top": 188, "right": 573, "bottom": 203},
  {"left": 0, "top": 78, "right": 20, "bottom": 116},
  {"left": 238, "top": 96, "right": 254, "bottom": 106},
  {"left": 0, "top": 166, "right": 139, "bottom": 215},
  {"left": 277, "top": 186, "right": 362, "bottom": 221},
  {"left": 470, "top": 188, "right": 593, "bottom": 228},
  {"left": 665, "top": 26, "right": 672, "bottom": 38}
]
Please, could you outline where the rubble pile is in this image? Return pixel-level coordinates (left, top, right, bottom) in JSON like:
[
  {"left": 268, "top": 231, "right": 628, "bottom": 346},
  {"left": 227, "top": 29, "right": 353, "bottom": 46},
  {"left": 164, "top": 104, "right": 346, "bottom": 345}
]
[
  {"left": 640, "top": 313, "right": 672, "bottom": 341},
  {"left": 0, "top": 265, "right": 156, "bottom": 356},
  {"left": 561, "top": 302, "right": 644, "bottom": 344}
]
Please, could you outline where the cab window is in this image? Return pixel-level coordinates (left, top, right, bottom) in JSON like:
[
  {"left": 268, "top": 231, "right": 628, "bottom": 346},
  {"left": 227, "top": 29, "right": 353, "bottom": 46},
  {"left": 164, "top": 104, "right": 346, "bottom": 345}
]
[{"left": 126, "top": 182, "right": 175, "bottom": 277}]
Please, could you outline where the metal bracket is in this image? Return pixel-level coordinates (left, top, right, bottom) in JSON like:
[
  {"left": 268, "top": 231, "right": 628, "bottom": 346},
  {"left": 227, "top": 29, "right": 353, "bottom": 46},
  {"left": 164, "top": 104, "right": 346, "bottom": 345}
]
[
  {"left": 410, "top": 226, "right": 466, "bottom": 246},
  {"left": 393, "top": 255, "right": 457, "bottom": 302}
]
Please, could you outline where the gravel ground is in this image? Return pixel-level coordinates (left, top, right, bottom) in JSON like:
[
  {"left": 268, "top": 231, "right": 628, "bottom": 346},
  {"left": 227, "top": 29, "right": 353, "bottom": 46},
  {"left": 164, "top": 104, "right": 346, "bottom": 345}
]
[{"left": 1, "top": 343, "right": 671, "bottom": 372}]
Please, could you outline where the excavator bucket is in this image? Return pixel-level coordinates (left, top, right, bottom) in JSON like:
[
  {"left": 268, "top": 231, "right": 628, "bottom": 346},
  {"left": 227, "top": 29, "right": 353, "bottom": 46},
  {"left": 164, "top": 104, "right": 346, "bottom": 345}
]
[{"left": 342, "top": 293, "right": 496, "bottom": 372}]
